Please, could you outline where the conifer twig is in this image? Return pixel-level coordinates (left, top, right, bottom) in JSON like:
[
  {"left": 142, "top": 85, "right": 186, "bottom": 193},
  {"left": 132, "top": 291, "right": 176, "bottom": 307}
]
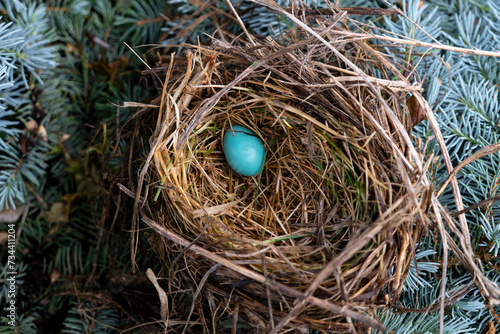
[{"left": 450, "top": 195, "right": 500, "bottom": 218}]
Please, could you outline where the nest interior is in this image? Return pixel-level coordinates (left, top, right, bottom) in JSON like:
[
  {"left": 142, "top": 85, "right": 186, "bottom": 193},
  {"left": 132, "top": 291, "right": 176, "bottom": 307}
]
[{"left": 139, "top": 5, "right": 434, "bottom": 332}]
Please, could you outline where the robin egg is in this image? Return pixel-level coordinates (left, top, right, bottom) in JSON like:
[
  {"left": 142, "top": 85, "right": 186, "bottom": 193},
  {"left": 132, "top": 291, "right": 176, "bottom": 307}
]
[{"left": 223, "top": 125, "right": 266, "bottom": 177}]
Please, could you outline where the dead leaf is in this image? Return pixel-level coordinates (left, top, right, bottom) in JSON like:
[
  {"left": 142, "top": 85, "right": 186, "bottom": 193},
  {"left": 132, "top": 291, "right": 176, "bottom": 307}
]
[
  {"left": 486, "top": 321, "right": 495, "bottom": 334},
  {"left": 66, "top": 42, "right": 81, "bottom": 55},
  {"left": 42, "top": 202, "right": 69, "bottom": 223},
  {"left": 38, "top": 125, "right": 48, "bottom": 142},
  {"left": 50, "top": 269, "right": 61, "bottom": 283},
  {"left": 0, "top": 205, "right": 26, "bottom": 223},
  {"left": 27, "top": 120, "right": 38, "bottom": 132},
  {"left": 189, "top": 0, "right": 206, "bottom": 7},
  {"left": 146, "top": 268, "right": 168, "bottom": 324},
  {"left": 59, "top": 134, "right": 71, "bottom": 160},
  {"left": 60, "top": 133, "right": 70, "bottom": 143},
  {"left": 0, "top": 231, "right": 9, "bottom": 245},
  {"left": 407, "top": 94, "right": 427, "bottom": 128}
]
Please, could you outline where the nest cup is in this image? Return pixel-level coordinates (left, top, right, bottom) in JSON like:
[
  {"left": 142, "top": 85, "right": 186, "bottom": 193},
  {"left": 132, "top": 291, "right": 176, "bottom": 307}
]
[{"left": 144, "top": 9, "right": 429, "bottom": 332}]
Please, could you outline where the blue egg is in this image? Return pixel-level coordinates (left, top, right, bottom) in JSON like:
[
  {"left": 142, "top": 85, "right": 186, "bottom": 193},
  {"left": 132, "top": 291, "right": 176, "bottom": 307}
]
[{"left": 223, "top": 125, "right": 266, "bottom": 177}]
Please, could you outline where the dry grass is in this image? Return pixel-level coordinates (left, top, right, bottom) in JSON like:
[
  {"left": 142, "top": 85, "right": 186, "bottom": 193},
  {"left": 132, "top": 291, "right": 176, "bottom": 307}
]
[{"left": 122, "top": 1, "right": 500, "bottom": 332}]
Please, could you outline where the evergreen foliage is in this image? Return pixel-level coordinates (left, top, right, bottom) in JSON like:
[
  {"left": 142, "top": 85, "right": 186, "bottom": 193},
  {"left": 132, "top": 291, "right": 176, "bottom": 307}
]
[
  {"left": 0, "top": 1, "right": 57, "bottom": 210},
  {"left": 372, "top": 0, "right": 500, "bottom": 332},
  {"left": 1, "top": 0, "right": 165, "bottom": 332},
  {"left": 61, "top": 302, "right": 120, "bottom": 334}
]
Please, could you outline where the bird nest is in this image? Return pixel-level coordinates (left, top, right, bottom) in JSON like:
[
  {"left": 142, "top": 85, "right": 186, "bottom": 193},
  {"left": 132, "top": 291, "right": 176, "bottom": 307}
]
[{"left": 126, "top": 2, "right": 493, "bottom": 332}]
